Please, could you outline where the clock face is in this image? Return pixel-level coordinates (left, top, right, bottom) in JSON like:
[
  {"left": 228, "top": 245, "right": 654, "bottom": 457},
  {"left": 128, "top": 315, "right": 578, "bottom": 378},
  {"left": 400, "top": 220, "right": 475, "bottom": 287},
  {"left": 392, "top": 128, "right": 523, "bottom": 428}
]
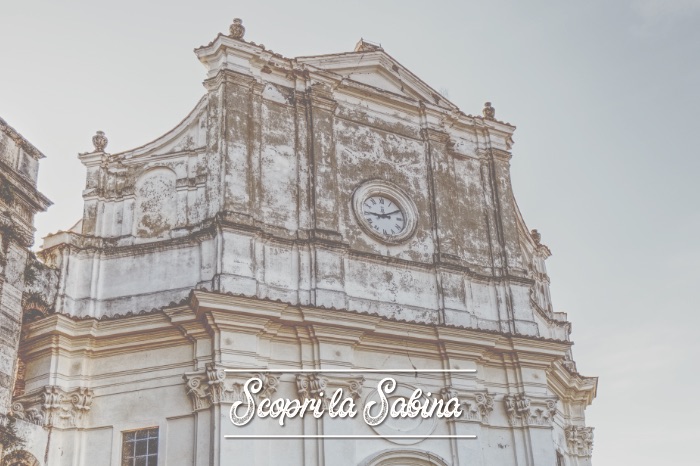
[
  {"left": 353, "top": 181, "right": 417, "bottom": 244},
  {"left": 361, "top": 195, "right": 406, "bottom": 237}
]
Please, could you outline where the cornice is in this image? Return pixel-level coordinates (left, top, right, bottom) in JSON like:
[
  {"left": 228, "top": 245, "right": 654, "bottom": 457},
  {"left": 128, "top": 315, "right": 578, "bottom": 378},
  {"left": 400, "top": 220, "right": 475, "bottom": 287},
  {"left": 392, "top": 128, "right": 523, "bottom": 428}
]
[
  {"left": 22, "top": 288, "right": 577, "bottom": 362},
  {"left": 0, "top": 116, "right": 46, "bottom": 160},
  {"left": 190, "top": 290, "right": 574, "bottom": 351},
  {"left": 0, "top": 160, "right": 52, "bottom": 211},
  {"left": 19, "top": 310, "right": 187, "bottom": 359},
  {"left": 191, "top": 289, "right": 289, "bottom": 317},
  {"left": 39, "top": 212, "right": 538, "bottom": 288},
  {"left": 547, "top": 360, "right": 597, "bottom": 406},
  {"left": 40, "top": 220, "right": 220, "bottom": 257}
]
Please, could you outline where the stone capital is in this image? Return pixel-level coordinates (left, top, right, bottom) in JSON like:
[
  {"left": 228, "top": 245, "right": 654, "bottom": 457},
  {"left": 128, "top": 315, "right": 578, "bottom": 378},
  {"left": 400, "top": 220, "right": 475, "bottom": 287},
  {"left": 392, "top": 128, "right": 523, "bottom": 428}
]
[
  {"left": 183, "top": 364, "right": 279, "bottom": 411},
  {"left": 504, "top": 393, "right": 557, "bottom": 428},
  {"left": 12, "top": 386, "right": 93, "bottom": 429}
]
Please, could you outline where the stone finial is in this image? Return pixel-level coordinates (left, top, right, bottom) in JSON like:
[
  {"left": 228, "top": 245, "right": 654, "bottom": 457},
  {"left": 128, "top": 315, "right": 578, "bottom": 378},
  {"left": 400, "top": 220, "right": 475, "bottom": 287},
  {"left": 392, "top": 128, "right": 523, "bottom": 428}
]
[
  {"left": 354, "top": 39, "right": 383, "bottom": 53},
  {"left": 483, "top": 102, "right": 495, "bottom": 120},
  {"left": 92, "top": 131, "right": 108, "bottom": 152},
  {"left": 531, "top": 229, "right": 541, "bottom": 245},
  {"left": 229, "top": 18, "right": 245, "bottom": 40}
]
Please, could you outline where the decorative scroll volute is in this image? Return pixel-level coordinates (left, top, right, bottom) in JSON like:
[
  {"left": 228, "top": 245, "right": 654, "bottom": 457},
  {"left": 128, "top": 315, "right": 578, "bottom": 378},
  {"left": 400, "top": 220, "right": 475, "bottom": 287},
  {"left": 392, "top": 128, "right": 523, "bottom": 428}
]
[
  {"left": 12, "top": 386, "right": 93, "bottom": 428},
  {"left": 504, "top": 393, "right": 557, "bottom": 427},
  {"left": 183, "top": 364, "right": 279, "bottom": 411},
  {"left": 441, "top": 387, "right": 494, "bottom": 424}
]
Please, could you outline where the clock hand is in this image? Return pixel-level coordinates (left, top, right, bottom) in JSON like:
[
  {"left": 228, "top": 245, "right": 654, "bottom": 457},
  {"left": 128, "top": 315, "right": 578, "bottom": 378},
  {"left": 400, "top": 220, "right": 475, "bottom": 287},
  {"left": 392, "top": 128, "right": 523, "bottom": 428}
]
[
  {"left": 375, "top": 210, "right": 401, "bottom": 219},
  {"left": 363, "top": 211, "right": 383, "bottom": 216}
]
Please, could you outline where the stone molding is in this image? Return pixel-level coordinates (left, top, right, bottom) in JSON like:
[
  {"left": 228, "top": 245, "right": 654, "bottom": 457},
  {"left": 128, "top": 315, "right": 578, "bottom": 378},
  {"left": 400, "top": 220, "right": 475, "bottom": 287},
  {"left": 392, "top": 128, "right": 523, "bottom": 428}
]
[
  {"left": 12, "top": 386, "right": 93, "bottom": 428},
  {"left": 566, "top": 425, "right": 594, "bottom": 457},
  {"left": 183, "top": 363, "right": 279, "bottom": 411},
  {"left": 504, "top": 393, "right": 557, "bottom": 428}
]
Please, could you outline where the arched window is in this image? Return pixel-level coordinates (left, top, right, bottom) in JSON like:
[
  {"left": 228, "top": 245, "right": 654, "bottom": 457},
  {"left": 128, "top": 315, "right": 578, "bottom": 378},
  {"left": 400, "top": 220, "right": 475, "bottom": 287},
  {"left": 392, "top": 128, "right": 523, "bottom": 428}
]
[{"left": 359, "top": 449, "right": 451, "bottom": 466}]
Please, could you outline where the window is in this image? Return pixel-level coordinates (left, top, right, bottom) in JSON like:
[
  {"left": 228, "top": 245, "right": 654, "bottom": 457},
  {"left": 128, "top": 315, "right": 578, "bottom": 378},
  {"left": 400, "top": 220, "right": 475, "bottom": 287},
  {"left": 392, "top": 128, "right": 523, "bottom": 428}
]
[{"left": 122, "top": 427, "right": 158, "bottom": 466}]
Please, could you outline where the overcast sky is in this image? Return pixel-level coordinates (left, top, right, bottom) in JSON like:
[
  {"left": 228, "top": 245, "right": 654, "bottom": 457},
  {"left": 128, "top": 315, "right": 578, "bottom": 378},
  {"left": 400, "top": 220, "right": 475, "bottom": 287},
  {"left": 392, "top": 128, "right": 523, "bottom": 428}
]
[{"left": 2, "top": 1, "right": 699, "bottom": 464}]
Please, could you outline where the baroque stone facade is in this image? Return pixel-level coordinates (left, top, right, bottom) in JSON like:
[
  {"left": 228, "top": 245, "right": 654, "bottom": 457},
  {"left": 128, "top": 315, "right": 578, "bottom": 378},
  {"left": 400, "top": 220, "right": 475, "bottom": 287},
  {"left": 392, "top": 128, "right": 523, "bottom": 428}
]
[{"left": 0, "top": 20, "right": 596, "bottom": 466}]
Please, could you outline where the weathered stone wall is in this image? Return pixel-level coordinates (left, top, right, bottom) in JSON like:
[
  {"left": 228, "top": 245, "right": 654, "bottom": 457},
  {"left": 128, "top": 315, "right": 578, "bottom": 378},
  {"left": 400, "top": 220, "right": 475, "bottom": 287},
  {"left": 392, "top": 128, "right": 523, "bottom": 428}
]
[
  {"left": 0, "top": 241, "right": 28, "bottom": 414},
  {"left": 39, "top": 38, "right": 568, "bottom": 343},
  {"left": 0, "top": 119, "right": 51, "bottom": 418}
]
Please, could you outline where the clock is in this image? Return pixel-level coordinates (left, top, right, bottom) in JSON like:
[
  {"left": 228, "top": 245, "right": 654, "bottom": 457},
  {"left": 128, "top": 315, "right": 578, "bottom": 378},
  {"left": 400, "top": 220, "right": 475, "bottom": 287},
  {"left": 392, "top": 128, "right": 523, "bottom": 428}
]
[
  {"left": 352, "top": 181, "right": 417, "bottom": 244},
  {"left": 361, "top": 195, "right": 406, "bottom": 237}
]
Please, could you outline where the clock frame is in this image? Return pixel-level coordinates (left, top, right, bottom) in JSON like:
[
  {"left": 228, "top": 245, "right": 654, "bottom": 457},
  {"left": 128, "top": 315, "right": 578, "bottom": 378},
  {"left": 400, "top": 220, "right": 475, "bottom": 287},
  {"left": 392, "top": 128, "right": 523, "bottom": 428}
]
[{"left": 352, "top": 180, "right": 418, "bottom": 244}]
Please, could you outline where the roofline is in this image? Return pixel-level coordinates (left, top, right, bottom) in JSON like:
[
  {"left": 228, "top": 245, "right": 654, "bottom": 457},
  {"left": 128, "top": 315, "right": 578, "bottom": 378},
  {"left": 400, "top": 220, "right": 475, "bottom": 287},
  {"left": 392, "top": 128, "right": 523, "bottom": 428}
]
[{"left": 0, "top": 116, "right": 46, "bottom": 159}]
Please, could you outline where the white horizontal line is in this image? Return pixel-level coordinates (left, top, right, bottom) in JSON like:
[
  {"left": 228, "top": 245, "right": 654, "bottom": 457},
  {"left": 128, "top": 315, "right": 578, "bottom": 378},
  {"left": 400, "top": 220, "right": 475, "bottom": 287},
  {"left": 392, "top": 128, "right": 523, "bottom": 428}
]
[
  {"left": 225, "top": 435, "right": 477, "bottom": 439},
  {"left": 223, "top": 369, "right": 476, "bottom": 373}
]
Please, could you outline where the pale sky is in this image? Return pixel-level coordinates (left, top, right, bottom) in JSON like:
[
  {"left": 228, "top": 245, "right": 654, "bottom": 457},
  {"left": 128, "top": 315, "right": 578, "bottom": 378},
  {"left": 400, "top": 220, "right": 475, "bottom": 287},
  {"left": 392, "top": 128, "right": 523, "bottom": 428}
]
[{"left": 2, "top": 1, "right": 699, "bottom": 464}]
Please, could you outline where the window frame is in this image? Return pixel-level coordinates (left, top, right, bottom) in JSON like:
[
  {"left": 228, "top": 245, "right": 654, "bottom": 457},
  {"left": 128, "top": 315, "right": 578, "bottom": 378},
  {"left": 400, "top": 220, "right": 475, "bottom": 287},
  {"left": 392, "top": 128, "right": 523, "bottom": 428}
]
[{"left": 121, "top": 426, "right": 159, "bottom": 466}]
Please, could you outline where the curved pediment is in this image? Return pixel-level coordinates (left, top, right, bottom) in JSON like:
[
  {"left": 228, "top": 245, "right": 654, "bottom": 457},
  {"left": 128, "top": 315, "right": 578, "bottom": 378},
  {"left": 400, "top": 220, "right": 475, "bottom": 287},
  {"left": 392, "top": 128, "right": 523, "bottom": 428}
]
[{"left": 111, "top": 96, "right": 209, "bottom": 162}]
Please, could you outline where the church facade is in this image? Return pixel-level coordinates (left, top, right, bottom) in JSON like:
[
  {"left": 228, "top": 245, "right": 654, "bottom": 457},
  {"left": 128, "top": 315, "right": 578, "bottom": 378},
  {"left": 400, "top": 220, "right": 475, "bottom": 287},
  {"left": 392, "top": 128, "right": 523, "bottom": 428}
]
[{"left": 0, "top": 20, "right": 596, "bottom": 466}]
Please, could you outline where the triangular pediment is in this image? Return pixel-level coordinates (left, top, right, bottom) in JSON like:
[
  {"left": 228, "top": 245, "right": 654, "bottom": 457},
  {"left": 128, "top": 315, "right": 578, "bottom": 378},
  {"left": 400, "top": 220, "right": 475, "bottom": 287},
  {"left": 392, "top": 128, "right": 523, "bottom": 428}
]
[{"left": 297, "top": 47, "right": 457, "bottom": 109}]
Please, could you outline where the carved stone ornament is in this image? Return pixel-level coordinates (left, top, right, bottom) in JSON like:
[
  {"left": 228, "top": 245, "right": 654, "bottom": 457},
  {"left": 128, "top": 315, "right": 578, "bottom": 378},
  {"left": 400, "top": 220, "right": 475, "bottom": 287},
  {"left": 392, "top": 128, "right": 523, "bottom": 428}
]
[
  {"left": 12, "top": 386, "right": 93, "bottom": 429},
  {"left": 441, "top": 388, "right": 494, "bottom": 424},
  {"left": 354, "top": 39, "right": 383, "bottom": 52},
  {"left": 530, "top": 229, "right": 541, "bottom": 245},
  {"left": 229, "top": 18, "right": 245, "bottom": 40},
  {"left": 566, "top": 425, "right": 594, "bottom": 457},
  {"left": 296, "top": 373, "right": 365, "bottom": 410},
  {"left": 504, "top": 393, "right": 557, "bottom": 427},
  {"left": 482, "top": 102, "right": 496, "bottom": 120},
  {"left": 183, "top": 363, "right": 279, "bottom": 411},
  {"left": 12, "top": 358, "right": 26, "bottom": 397},
  {"left": 92, "top": 131, "right": 108, "bottom": 152},
  {"left": 562, "top": 352, "right": 578, "bottom": 373}
]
